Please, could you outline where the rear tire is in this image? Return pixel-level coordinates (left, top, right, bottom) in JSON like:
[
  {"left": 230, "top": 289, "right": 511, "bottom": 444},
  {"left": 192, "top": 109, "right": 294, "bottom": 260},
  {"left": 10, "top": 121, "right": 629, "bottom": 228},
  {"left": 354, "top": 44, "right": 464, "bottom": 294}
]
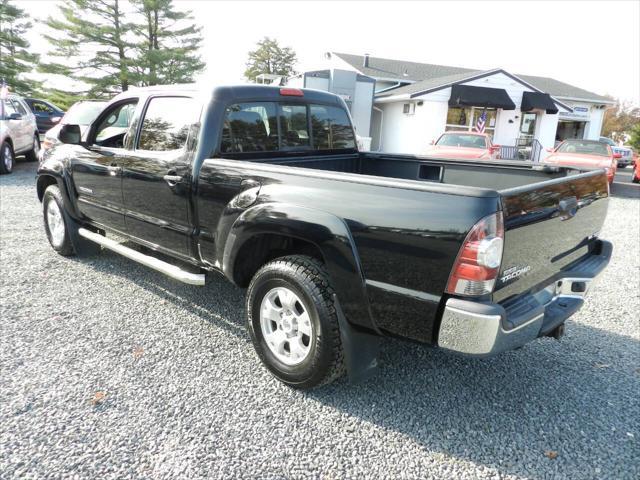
[
  {"left": 0, "top": 141, "right": 14, "bottom": 174},
  {"left": 246, "top": 255, "right": 345, "bottom": 389},
  {"left": 24, "top": 135, "right": 40, "bottom": 162}
]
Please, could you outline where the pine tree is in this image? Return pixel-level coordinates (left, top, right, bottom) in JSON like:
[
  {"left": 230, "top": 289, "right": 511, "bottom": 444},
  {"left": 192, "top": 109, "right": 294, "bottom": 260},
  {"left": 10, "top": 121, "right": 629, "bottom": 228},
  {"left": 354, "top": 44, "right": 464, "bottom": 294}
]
[
  {"left": 41, "top": 0, "right": 134, "bottom": 97},
  {"left": 131, "top": 0, "right": 205, "bottom": 86},
  {"left": 244, "top": 37, "right": 297, "bottom": 83},
  {"left": 0, "top": 0, "right": 41, "bottom": 95}
]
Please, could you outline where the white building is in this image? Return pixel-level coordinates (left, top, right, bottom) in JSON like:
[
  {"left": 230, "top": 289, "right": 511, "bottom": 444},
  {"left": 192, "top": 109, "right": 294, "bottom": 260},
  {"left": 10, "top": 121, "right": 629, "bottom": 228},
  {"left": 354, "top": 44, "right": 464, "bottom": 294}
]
[{"left": 313, "top": 53, "right": 615, "bottom": 160}]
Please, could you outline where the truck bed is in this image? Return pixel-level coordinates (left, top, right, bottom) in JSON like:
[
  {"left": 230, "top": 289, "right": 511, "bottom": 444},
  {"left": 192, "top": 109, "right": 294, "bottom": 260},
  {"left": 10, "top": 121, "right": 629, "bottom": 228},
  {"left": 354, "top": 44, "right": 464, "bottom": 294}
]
[{"left": 255, "top": 152, "right": 579, "bottom": 191}]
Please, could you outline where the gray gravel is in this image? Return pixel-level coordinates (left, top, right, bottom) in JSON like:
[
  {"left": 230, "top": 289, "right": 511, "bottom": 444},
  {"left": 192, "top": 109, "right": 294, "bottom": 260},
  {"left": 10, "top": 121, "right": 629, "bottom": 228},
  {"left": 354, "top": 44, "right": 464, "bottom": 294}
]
[{"left": 1, "top": 162, "right": 639, "bottom": 480}]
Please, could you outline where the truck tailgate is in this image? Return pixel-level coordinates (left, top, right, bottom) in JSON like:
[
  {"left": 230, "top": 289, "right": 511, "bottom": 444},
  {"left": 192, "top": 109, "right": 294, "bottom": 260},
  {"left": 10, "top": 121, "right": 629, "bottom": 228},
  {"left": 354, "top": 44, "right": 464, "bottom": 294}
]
[{"left": 494, "top": 170, "right": 609, "bottom": 302}]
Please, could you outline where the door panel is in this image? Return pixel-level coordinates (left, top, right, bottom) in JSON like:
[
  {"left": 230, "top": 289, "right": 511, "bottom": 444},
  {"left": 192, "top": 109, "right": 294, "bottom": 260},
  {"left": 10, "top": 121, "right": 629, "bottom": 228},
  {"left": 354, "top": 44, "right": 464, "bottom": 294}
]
[
  {"left": 71, "top": 98, "right": 140, "bottom": 232},
  {"left": 122, "top": 150, "right": 192, "bottom": 254},
  {"left": 121, "top": 96, "right": 200, "bottom": 257},
  {"left": 71, "top": 146, "right": 126, "bottom": 231}
]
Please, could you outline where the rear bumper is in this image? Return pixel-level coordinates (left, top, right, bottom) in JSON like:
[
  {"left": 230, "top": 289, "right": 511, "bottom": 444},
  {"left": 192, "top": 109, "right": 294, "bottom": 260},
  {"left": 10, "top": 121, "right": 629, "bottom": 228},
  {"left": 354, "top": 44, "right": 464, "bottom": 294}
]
[{"left": 437, "top": 240, "right": 612, "bottom": 356}]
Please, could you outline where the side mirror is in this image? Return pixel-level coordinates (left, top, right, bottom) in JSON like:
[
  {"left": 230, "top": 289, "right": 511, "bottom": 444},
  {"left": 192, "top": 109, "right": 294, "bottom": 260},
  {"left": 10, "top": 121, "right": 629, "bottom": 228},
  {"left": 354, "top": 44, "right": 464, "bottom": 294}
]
[
  {"left": 546, "top": 147, "right": 554, "bottom": 153},
  {"left": 490, "top": 144, "right": 501, "bottom": 152},
  {"left": 613, "top": 153, "right": 622, "bottom": 159},
  {"left": 8, "top": 112, "right": 22, "bottom": 121},
  {"left": 59, "top": 124, "right": 82, "bottom": 144},
  {"left": 429, "top": 139, "right": 435, "bottom": 145},
  {"left": 51, "top": 116, "right": 62, "bottom": 123}
]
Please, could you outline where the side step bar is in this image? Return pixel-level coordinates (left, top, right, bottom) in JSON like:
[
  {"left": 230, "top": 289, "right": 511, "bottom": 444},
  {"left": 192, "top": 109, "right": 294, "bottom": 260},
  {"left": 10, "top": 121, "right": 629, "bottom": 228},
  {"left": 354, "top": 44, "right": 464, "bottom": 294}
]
[{"left": 78, "top": 228, "right": 206, "bottom": 286}]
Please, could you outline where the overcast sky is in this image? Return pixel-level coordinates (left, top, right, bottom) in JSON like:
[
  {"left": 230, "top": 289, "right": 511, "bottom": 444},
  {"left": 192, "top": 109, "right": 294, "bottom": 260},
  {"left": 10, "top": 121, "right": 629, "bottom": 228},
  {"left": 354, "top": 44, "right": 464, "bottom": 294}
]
[{"left": 23, "top": 0, "right": 640, "bottom": 104}]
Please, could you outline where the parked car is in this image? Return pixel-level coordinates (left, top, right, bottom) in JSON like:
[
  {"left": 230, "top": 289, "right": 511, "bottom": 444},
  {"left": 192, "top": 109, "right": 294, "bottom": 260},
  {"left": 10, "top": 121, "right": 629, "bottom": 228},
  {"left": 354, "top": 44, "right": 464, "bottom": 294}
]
[
  {"left": 0, "top": 94, "right": 40, "bottom": 174},
  {"left": 424, "top": 132, "right": 501, "bottom": 160},
  {"left": 599, "top": 137, "right": 633, "bottom": 168},
  {"left": 40, "top": 100, "right": 107, "bottom": 160},
  {"left": 23, "top": 98, "right": 65, "bottom": 135},
  {"left": 37, "top": 85, "right": 612, "bottom": 389},
  {"left": 544, "top": 139, "right": 620, "bottom": 184}
]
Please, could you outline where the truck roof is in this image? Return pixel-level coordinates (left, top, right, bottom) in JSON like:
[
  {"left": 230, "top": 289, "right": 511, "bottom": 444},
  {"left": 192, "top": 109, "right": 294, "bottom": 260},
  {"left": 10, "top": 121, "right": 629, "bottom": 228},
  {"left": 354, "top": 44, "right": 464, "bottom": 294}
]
[{"left": 111, "top": 84, "right": 343, "bottom": 106}]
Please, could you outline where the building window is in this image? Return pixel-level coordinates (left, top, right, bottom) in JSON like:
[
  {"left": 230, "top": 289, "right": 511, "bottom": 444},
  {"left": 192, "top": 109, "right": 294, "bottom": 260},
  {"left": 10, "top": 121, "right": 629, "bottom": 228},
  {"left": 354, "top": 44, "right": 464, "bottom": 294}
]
[
  {"left": 403, "top": 103, "right": 415, "bottom": 115},
  {"left": 446, "top": 106, "right": 496, "bottom": 134}
]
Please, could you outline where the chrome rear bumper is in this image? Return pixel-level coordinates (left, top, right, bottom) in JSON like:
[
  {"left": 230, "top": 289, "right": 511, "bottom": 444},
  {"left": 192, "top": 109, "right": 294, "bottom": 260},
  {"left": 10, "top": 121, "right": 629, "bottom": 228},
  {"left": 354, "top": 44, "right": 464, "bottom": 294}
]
[{"left": 437, "top": 240, "right": 612, "bottom": 356}]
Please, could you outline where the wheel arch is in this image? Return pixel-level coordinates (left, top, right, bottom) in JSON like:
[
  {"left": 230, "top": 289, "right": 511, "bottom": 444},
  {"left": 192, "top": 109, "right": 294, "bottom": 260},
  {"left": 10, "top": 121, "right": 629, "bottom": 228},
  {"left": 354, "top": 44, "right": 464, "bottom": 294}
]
[{"left": 223, "top": 203, "right": 376, "bottom": 332}]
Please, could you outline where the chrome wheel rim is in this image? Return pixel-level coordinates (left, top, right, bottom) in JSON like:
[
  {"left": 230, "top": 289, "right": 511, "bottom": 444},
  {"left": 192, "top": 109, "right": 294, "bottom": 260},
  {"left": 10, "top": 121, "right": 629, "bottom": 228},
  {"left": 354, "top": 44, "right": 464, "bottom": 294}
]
[
  {"left": 260, "top": 287, "right": 313, "bottom": 365},
  {"left": 3, "top": 145, "right": 12, "bottom": 170},
  {"left": 46, "top": 200, "right": 65, "bottom": 247}
]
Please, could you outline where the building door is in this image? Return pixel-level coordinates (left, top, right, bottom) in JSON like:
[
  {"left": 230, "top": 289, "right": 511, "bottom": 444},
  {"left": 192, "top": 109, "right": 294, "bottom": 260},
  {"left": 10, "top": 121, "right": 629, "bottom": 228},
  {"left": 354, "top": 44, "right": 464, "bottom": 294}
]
[{"left": 519, "top": 112, "right": 538, "bottom": 146}]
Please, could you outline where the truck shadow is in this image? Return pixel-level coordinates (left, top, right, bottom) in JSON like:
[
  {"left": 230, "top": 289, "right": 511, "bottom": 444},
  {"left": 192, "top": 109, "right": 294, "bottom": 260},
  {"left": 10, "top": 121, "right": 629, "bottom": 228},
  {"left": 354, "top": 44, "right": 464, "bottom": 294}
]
[
  {"left": 75, "top": 248, "right": 639, "bottom": 477},
  {"left": 72, "top": 247, "right": 250, "bottom": 341},
  {"left": 309, "top": 327, "right": 639, "bottom": 477}
]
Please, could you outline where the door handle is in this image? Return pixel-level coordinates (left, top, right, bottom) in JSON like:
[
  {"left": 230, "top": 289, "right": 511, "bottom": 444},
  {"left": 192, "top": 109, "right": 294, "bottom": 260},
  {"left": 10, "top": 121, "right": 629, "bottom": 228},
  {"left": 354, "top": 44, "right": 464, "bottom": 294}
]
[{"left": 163, "top": 174, "right": 183, "bottom": 184}]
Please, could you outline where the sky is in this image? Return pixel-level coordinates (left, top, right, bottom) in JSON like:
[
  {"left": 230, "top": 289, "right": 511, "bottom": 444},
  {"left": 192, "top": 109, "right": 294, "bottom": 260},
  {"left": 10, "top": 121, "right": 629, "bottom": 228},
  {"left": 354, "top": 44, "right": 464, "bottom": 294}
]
[{"left": 22, "top": 0, "right": 640, "bottom": 104}]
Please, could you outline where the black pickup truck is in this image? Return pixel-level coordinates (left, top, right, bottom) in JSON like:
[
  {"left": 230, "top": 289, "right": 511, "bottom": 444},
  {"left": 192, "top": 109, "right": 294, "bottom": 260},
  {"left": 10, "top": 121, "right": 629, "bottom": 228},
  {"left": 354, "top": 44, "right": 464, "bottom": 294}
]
[{"left": 37, "top": 85, "right": 612, "bottom": 388}]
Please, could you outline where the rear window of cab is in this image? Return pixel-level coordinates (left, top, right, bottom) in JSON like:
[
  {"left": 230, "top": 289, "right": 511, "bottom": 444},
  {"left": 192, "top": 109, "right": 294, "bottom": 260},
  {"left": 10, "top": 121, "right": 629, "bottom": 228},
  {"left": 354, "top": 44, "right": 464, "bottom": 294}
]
[{"left": 220, "top": 102, "right": 356, "bottom": 154}]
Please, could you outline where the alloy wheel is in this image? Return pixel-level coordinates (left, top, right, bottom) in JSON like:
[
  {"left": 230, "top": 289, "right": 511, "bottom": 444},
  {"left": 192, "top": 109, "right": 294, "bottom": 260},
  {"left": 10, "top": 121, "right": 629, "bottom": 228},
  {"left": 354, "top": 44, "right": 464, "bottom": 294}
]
[{"left": 259, "top": 286, "right": 314, "bottom": 365}]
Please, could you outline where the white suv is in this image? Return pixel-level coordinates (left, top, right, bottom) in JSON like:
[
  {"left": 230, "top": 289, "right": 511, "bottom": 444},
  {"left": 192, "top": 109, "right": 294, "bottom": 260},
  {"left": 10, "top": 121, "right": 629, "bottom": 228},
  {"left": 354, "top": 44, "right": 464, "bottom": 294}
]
[{"left": 1, "top": 94, "right": 40, "bottom": 174}]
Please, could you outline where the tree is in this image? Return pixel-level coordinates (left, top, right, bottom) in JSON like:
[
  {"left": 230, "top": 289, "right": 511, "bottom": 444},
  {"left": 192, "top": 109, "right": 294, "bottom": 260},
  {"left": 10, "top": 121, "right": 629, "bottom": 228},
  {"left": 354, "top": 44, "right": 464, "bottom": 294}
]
[
  {"left": 41, "top": 0, "right": 135, "bottom": 97},
  {"left": 131, "top": 0, "right": 205, "bottom": 86},
  {"left": 0, "top": 0, "right": 40, "bottom": 95},
  {"left": 628, "top": 123, "right": 640, "bottom": 152},
  {"left": 244, "top": 37, "right": 297, "bottom": 83},
  {"left": 601, "top": 97, "right": 640, "bottom": 142}
]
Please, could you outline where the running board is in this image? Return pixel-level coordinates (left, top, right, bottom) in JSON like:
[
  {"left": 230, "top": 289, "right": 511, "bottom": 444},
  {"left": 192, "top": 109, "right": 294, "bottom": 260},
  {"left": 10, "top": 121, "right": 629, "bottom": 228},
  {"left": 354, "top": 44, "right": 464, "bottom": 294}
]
[{"left": 78, "top": 228, "right": 206, "bottom": 286}]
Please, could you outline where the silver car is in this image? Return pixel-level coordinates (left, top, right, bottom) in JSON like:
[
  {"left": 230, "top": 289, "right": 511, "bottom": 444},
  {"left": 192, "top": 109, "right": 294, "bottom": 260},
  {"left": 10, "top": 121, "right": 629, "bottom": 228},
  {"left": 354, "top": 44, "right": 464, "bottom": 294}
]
[{"left": 0, "top": 94, "right": 40, "bottom": 174}]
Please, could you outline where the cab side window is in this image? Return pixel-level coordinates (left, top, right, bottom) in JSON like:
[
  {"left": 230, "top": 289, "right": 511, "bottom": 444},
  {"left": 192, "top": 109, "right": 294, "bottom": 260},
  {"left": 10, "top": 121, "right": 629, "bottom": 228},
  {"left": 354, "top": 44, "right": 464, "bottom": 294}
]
[
  {"left": 1, "top": 100, "right": 18, "bottom": 118},
  {"left": 138, "top": 97, "right": 200, "bottom": 152},
  {"left": 32, "top": 101, "right": 54, "bottom": 114},
  {"left": 95, "top": 101, "right": 138, "bottom": 148},
  {"left": 11, "top": 99, "right": 27, "bottom": 116}
]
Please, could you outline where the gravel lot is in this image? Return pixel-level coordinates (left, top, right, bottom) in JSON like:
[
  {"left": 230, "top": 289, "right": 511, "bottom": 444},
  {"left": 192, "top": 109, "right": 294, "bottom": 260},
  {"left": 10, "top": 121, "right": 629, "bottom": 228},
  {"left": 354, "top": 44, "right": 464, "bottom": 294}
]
[{"left": 1, "top": 161, "right": 638, "bottom": 480}]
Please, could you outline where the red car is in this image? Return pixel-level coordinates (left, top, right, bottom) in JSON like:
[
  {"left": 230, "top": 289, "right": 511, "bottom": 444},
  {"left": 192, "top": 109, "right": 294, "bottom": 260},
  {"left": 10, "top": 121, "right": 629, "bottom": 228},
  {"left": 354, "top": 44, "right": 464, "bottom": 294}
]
[
  {"left": 544, "top": 139, "right": 620, "bottom": 184},
  {"left": 425, "top": 132, "right": 501, "bottom": 160}
]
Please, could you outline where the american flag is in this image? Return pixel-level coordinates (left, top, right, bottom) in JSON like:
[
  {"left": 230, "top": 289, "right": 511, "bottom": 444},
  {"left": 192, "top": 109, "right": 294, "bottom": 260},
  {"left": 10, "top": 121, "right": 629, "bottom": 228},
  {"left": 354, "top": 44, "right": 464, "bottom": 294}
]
[{"left": 474, "top": 109, "right": 487, "bottom": 133}]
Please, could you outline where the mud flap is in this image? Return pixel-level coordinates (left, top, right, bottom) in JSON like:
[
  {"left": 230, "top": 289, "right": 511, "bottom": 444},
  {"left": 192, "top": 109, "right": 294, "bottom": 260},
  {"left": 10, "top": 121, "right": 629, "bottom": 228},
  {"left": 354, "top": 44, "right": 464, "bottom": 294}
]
[
  {"left": 63, "top": 209, "right": 102, "bottom": 256},
  {"left": 333, "top": 294, "right": 381, "bottom": 383}
]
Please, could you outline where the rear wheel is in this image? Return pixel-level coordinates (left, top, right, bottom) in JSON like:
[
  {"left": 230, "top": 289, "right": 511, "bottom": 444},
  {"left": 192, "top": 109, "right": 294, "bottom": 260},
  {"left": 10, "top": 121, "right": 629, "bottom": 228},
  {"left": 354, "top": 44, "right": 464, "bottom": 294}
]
[
  {"left": 24, "top": 135, "right": 40, "bottom": 162},
  {"left": 0, "top": 141, "right": 14, "bottom": 174},
  {"left": 246, "top": 255, "right": 345, "bottom": 389}
]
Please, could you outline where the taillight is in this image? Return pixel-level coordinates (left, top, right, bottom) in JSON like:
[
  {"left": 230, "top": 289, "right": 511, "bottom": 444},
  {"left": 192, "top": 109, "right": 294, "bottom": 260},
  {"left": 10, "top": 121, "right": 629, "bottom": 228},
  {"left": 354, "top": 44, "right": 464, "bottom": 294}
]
[
  {"left": 446, "top": 212, "right": 504, "bottom": 296},
  {"left": 280, "top": 88, "right": 304, "bottom": 97}
]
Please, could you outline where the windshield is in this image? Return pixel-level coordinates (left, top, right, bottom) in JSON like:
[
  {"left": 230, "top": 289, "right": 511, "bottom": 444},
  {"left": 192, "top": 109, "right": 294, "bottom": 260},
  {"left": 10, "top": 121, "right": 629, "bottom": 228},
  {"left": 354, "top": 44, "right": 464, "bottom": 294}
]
[
  {"left": 599, "top": 137, "right": 616, "bottom": 147},
  {"left": 436, "top": 133, "right": 487, "bottom": 149},
  {"left": 63, "top": 102, "right": 106, "bottom": 125},
  {"left": 558, "top": 140, "right": 609, "bottom": 156}
]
